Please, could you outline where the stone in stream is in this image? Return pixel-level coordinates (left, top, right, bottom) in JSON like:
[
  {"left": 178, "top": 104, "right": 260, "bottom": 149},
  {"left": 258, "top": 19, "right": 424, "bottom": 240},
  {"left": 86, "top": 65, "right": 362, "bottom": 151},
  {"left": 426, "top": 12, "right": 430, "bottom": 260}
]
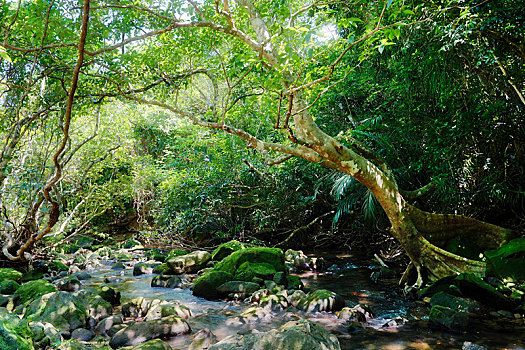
[
  {"left": 259, "top": 293, "right": 289, "bottom": 311},
  {"left": 429, "top": 305, "right": 472, "bottom": 330},
  {"left": 338, "top": 304, "right": 374, "bottom": 323},
  {"left": 193, "top": 271, "right": 234, "bottom": 299},
  {"left": 216, "top": 281, "right": 259, "bottom": 296},
  {"left": 95, "top": 315, "right": 123, "bottom": 337},
  {"left": 0, "top": 313, "right": 34, "bottom": 350},
  {"left": 209, "top": 319, "right": 340, "bottom": 350},
  {"left": 166, "top": 250, "right": 212, "bottom": 274},
  {"left": 125, "top": 339, "right": 172, "bottom": 350},
  {"left": 151, "top": 274, "right": 191, "bottom": 288},
  {"left": 188, "top": 328, "right": 218, "bottom": 350},
  {"left": 56, "top": 276, "right": 82, "bottom": 292},
  {"left": 297, "top": 289, "right": 345, "bottom": 313},
  {"left": 0, "top": 268, "right": 22, "bottom": 282},
  {"left": 97, "top": 285, "right": 121, "bottom": 305},
  {"left": 122, "top": 297, "right": 191, "bottom": 319},
  {"left": 109, "top": 315, "right": 191, "bottom": 348},
  {"left": 73, "top": 290, "right": 114, "bottom": 324},
  {"left": 133, "top": 262, "right": 152, "bottom": 276},
  {"left": 24, "top": 291, "right": 88, "bottom": 337},
  {"left": 70, "top": 327, "right": 95, "bottom": 341},
  {"left": 29, "top": 322, "right": 62, "bottom": 349}
]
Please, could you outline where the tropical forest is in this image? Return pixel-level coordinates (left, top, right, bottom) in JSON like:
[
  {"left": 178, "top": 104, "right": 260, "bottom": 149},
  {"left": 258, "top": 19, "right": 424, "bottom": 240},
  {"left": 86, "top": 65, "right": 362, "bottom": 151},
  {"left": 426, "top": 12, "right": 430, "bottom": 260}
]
[{"left": 0, "top": 0, "right": 524, "bottom": 349}]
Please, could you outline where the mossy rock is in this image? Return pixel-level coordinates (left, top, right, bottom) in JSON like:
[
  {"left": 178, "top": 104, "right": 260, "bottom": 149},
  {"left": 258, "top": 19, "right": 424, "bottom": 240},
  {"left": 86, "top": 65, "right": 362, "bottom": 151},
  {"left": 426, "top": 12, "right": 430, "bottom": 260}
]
[
  {"left": 0, "top": 313, "right": 34, "bottom": 350},
  {"left": 454, "top": 273, "right": 517, "bottom": 310},
  {"left": 115, "top": 253, "right": 133, "bottom": 262},
  {"left": 0, "top": 280, "right": 20, "bottom": 295},
  {"left": 429, "top": 292, "right": 480, "bottom": 313},
  {"left": 75, "top": 236, "right": 95, "bottom": 248},
  {"left": 166, "top": 250, "right": 211, "bottom": 274},
  {"left": 97, "top": 285, "right": 121, "bottom": 306},
  {"left": 59, "top": 243, "right": 81, "bottom": 254},
  {"left": 297, "top": 289, "right": 345, "bottom": 313},
  {"left": 193, "top": 271, "right": 234, "bottom": 299},
  {"left": 123, "top": 239, "right": 142, "bottom": 249},
  {"left": 214, "top": 247, "right": 284, "bottom": 276},
  {"left": 21, "top": 269, "right": 44, "bottom": 282},
  {"left": 152, "top": 263, "right": 170, "bottom": 274},
  {"left": 429, "top": 305, "right": 471, "bottom": 330},
  {"left": 286, "top": 275, "right": 304, "bottom": 290},
  {"left": 166, "top": 249, "right": 188, "bottom": 260},
  {"left": 485, "top": 238, "right": 525, "bottom": 283},
  {"left": 48, "top": 260, "right": 69, "bottom": 272},
  {"left": 125, "top": 339, "right": 172, "bottom": 350},
  {"left": 0, "top": 268, "right": 22, "bottom": 283},
  {"left": 211, "top": 240, "right": 247, "bottom": 261},
  {"left": 15, "top": 279, "right": 57, "bottom": 305},
  {"left": 24, "top": 291, "right": 88, "bottom": 337},
  {"left": 444, "top": 236, "right": 483, "bottom": 261},
  {"left": 234, "top": 262, "right": 276, "bottom": 282}
]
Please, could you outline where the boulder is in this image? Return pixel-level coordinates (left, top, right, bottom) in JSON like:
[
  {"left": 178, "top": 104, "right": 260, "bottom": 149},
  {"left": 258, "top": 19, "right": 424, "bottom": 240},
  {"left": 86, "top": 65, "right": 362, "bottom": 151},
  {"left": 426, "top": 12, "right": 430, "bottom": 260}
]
[
  {"left": 0, "top": 280, "right": 20, "bottom": 295},
  {"left": 0, "top": 313, "right": 34, "bottom": 350},
  {"left": 74, "top": 290, "right": 114, "bottom": 323},
  {"left": 193, "top": 271, "right": 234, "bottom": 299},
  {"left": 56, "top": 276, "right": 82, "bottom": 292},
  {"left": 454, "top": 273, "right": 517, "bottom": 310},
  {"left": 209, "top": 319, "right": 340, "bottom": 350},
  {"left": 133, "top": 263, "right": 152, "bottom": 276},
  {"left": 48, "top": 260, "right": 69, "bottom": 273},
  {"left": 125, "top": 339, "right": 172, "bottom": 350},
  {"left": 260, "top": 294, "right": 289, "bottom": 311},
  {"left": 123, "top": 239, "right": 142, "bottom": 249},
  {"left": 97, "top": 285, "right": 121, "bottom": 305},
  {"left": 188, "top": 328, "right": 218, "bottom": 350},
  {"left": 21, "top": 269, "right": 44, "bottom": 282},
  {"left": 24, "top": 291, "right": 87, "bottom": 337},
  {"left": 485, "top": 238, "right": 525, "bottom": 282},
  {"left": 29, "top": 322, "right": 62, "bottom": 349},
  {"left": 286, "top": 275, "right": 303, "bottom": 290},
  {"left": 211, "top": 240, "right": 247, "bottom": 261},
  {"left": 109, "top": 315, "right": 191, "bottom": 348},
  {"left": 430, "top": 292, "right": 480, "bottom": 313},
  {"left": 166, "top": 250, "right": 212, "bottom": 274},
  {"left": 284, "top": 249, "right": 310, "bottom": 271},
  {"left": 166, "top": 249, "right": 188, "bottom": 260},
  {"left": 151, "top": 274, "right": 190, "bottom": 289},
  {"left": 122, "top": 297, "right": 191, "bottom": 319},
  {"left": 152, "top": 263, "right": 170, "bottom": 275},
  {"left": 95, "top": 315, "right": 123, "bottom": 337},
  {"left": 214, "top": 247, "right": 284, "bottom": 276},
  {"left": 15, "top": 279, "right": 57, "bottom": 305},
  {"left": 297, "top": 289, "right": 345, "bottom": 313},
  {"left": 0, "top": 268, "right": 22, "bottom": 283},
  {"left": 217, "top": 281, "right": 259, "bottom": 296},
  {"left": 70, "top": 328, "right": 95, "bottom": 341},
  {"left": 429, "top": 305, "right": 471, "bottom": 330},
  {"left": 72, "top": 271, "right": 91, "bottom": 281},
  {"left": 234, "top": 262, "right": 276, "bottom": 282}
]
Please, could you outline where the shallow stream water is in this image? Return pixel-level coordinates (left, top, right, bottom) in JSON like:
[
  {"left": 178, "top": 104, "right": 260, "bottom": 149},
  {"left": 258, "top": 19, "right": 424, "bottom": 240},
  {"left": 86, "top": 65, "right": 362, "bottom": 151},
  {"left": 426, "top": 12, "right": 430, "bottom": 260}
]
[{"left": 85, "top": 253, "right": 525, "bottom": 350}]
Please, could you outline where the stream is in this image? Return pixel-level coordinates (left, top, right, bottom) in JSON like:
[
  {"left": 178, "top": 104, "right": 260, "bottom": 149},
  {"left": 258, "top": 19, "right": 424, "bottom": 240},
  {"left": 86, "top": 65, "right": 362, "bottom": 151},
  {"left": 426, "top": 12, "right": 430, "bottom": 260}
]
[{"left": 85, "top": 252, "right": 525, "bottom": 350}]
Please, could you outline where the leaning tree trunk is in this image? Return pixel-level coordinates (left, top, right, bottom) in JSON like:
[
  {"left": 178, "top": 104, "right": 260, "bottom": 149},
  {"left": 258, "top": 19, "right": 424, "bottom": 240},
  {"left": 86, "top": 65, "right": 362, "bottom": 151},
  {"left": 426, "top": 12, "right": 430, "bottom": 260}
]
[{"left": 288, "top": 93, "right": 512, "bottom": 287}]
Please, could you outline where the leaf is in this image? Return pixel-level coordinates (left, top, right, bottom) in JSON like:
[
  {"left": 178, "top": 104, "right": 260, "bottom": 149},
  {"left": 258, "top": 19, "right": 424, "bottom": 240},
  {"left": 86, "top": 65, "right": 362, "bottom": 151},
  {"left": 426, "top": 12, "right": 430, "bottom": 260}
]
[
  {"left": 0, "top": 46, "right": 12, "bottom": 63},
  {"left": 403, "top": 9, "right": 415, "bottom": 15}
]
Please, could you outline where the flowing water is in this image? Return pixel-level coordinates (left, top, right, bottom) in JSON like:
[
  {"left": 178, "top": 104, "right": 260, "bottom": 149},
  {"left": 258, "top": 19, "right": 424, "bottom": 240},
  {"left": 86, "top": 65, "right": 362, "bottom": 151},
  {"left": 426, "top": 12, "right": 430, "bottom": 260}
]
[{"left": 85, "top": 253, "right": 525, "bottom": 350}]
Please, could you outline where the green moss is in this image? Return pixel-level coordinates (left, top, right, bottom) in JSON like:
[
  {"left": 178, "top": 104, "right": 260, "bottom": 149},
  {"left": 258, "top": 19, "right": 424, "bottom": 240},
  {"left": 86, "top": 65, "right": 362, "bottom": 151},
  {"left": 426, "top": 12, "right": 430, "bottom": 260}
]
[
  {"left": 297, "top": 289, "right": 345, "bottom": 312},
  {"left": 0, "top": 280, "right": 20, "bottom": 295},
  {"left": 211, "top": 240, "right": 247, "bottom": 261},
  {"left": 0, "top": 313, "right": 34, "bottom": 350},
  {"left": 59, "top": 243, "right": 81, "bottom": 254},
  {"left": 286, "top": 275, "right": 303, "bottom": 290},
  {"left": 213, "top": 247, "right": 284, "bottom": 276},
  {"left": 235, "top": 262, "right": 276, "bottom": 282},
  {"left": 48, "top": 260, "right": 68, "bottom": 272},
  {"left": 193, "top": 271, "right": 234, "bottom": 299},
  {"left": 0, "top": 268, "right": 22, "bottom": 283},
  {"left": 166, "top": 249, "right": 187, "bottom": 260},
  {"left": 21, "top": 269, "right": 44, "bottom": 282},
  {"left": 152, "top": 263, "right": 170, "bottom": 274},
  {"left": 15, "top": 279, "right": 57, "bottom": 305}
]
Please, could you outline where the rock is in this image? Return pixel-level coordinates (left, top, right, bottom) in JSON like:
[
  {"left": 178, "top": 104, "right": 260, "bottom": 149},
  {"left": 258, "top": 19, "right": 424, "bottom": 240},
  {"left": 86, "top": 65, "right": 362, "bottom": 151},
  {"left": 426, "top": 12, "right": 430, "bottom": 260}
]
[
  {"left": 15, "top": 279, "right": 57, "bottom": 305},
  {"left": 273, "top": 271, "right": 287, "bottom": 285},
  {"left": 48, "top": 260, "right": 69, "bottom": 273},
  {"left": 166, "top": 249, "right": 188, "bottom": 260},
  {"left": 462, "top": 341, "right": 489, "bottom": 350},
  {"left": 286, "top": 275, "right": 303, "bottom": 290},
  {"left": 284, "top": 249, "right": 310, "bottom": 271},
  {"left": 193, "top": 271, "right": 234, "bottom": 299},
  {"left": 151, "top": 274, "right": 190, "bottom": 289},
  {"left": 29, "top": 322, "right": 62, "bottom": 348},
  {"left": 260, "top": 294, "right": 289, "bottom": 311},
  {"left": 485, "top": 238, "right": 525, "bottom": 282},
  {"left": 287, "top": 290, "right": 306, "bottom": 307},
  {"left": 97, "top": 285, "right": 121, "bottom": 305},
  {"left": 209, "top": 319, "right": 340, "bottom": 350},
  {"left": 112, "top": 262, "right": 125, "bottom": 270},
  {"left": 166, "top": 250, "right": 212, "bottom": 274},
  {"left": 152, "top": 263, "right": 170, "bottom": 274},
  {"left": 0, "top": 268, "right": 22, "bottom": 283},
  {"left": 188, "top": 328, "right": 218, "bottom": 350},
  {"left": 115, "top": 252, "right": 133, "bottom": 262},
  {"left": 133, "top": 263, "right": 152, "bottom": 276},
  {"left": 0, "top": 313, "right": 34, "bottom": 350},
  {"left": 71, "top": 328, "right": 95, "bottom": 341},
  {"left": 59, "top": 243, "right": 81, "bottom": 254},
  {"left": 24, "top": 291, "right": 87, "bottom": 337},
  {"left": 109, "top": 315, "right": 191, "bottom": 348},
  {"left": 338, "top": 306, "right": 368, "bottom": 323},
  {"left": 297, "top": 289, "right": 345, "bottom": 313},
  {"left": 122, "top": 297, "right": 191, "bottom": 319},
  {"left": 56, "top": 276, "right": 82, "bottom": 292},
  {"left": 430, "top": 292, "right": 480, "bottom": 313},
  {"left": 235, "top": 262, "right": 276, "bottom": 282},
  {"left": 213, "top": 247, "right": 285, "bottom": 277},
  {"left": 73, "top": 271, "right": 91, "bottom": 281},
  {"left": 234, "top": 306, "right": 272, "bottom": 324},
  {"left": 429, "top": 305, "right": 471, "bottom": 330},
  {"left": 217, "top": 281, "right": 259, "bottom": 297},
  {"left": 126, "top": 339, "right": 172, "bottom": 350},
  {"left": 144, "top": 302, "right": 192, "bottom": 320},
  {"left": 0, "top": 280, "right": 20, "bottom": 295},
  {"left": 21, "top": 269, "right": 44, "bottom": 282},
  {"left": 211, "top": 240, "right": 247, "bottom": 261},
  {"left": 95, "top": 315, "right": 123, "bottom": 337}
]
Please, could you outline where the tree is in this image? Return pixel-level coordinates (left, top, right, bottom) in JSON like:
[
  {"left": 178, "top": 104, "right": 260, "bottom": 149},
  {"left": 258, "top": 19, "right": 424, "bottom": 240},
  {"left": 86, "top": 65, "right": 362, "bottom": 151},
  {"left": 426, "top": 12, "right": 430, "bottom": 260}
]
[{"left": 1, "top": 0, "right": 518, "bottom": 285}]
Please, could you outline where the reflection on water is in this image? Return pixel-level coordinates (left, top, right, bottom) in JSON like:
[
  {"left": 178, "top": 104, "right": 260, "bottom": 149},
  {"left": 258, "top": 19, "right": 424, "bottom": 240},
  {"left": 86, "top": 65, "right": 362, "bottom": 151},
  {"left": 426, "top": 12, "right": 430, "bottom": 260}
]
[{"left": 85, "top": 257, "right": 525, "bottom": 350}]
